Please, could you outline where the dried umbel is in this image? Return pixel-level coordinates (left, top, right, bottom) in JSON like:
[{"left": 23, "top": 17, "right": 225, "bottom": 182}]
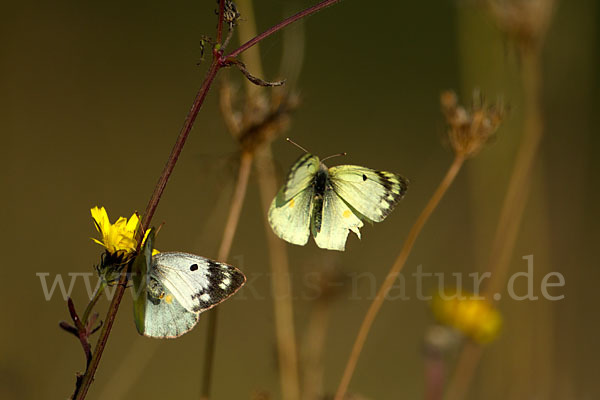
[
  {"left": 441, "top": 90, "right": 505, "bottom": 159},
  {"left": 484, "top": 0, "right": 556, "bottom": 50}
]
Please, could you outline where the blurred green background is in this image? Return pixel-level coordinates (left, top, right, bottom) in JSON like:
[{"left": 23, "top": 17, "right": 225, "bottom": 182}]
[{"left": 1, "top": 0, "right": 598, "bottom": 399}]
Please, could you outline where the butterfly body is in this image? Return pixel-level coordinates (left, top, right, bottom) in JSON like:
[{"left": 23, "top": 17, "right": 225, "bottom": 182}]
[
  {"left": 133, "top": 233, "right": 245, "bottom": 338},
  {"left": 311, "top": 164, "right": 331, "bottom": 234},
  {"left": 269, "top": 153, "right": 408, "bottom": 251}
]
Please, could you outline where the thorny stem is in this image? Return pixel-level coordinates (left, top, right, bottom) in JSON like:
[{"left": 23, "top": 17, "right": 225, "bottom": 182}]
[
  {"left": 71, "top": 1, "right": 339, "bottom": 397},
  {"left": 444, "top": 47, "right": 545, "bottom": 400},
  {"left": 334, "top": 154, "right": 466, "bottom": 400},
  {"left": 200, "top": 151, "right": 254, "bottom": 399}
]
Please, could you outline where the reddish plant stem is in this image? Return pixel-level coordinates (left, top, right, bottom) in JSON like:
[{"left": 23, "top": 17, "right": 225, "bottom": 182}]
[
  {"left": 216, "top": 0, "right": 226, "bottom": 43},
  {"left": 140, "top": 59, "right": 221, "bottom": 232},
  {"left": 74, "top": 53, "right": 229, "bottom": 400},
  {"left": 227, "top": 0, "right": 341, "bottom": 59},
  {"left": 72, "top": 1, "right": 342, "bottom": 398}
]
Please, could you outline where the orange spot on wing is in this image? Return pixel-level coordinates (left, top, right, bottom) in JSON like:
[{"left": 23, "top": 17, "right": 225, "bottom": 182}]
[
  {"left": 343, "top": 210, "right": 352, "bottom": 218},
  {"left": 164, "top": 294, "right": 173, "bottom": 304},
  {"left": 289, "top": 199, "right": 295, "bottom": 208}
]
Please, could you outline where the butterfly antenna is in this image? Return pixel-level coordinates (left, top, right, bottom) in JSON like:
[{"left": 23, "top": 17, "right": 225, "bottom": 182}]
[
  {"left": 286, "top": 138, "right": 311, "bottom": 154},
  {"left": 320, "top": 152, "right": 347, "bottom": 163}
]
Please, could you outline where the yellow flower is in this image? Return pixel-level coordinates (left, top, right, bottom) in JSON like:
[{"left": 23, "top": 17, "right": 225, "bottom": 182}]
[
  {"left": 91, "top": 206, "right": 140, "bottom": 255},
  {"left": 431, "top": 288, "right": 502, "bottom": 344}
]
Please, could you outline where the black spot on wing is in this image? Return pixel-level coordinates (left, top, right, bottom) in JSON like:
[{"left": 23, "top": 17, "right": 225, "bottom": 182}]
[
  {"left": 190, "top": 261, "right": 246, "bottom": 313},
  {"left": 190, "top": 264, "right": 198, "bottom": 271}
]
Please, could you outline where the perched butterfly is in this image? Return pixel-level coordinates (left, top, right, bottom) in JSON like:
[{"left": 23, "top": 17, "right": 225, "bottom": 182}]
[
  {"left": 268, "top": 140, "right": 408, "bottom": 251},
  {"left": 132, "top": 230, "right": 245, "bottom": 338}
]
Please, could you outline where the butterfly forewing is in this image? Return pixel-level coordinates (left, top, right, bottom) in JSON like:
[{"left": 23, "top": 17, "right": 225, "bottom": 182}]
[
  {"left": 152, "top": 252, "right": 246, "bottom": 313},
  {"left": 328, "top": 166, "right": 408, "bottom": 222},
  {"left": 282, "top": 154, "right": 320, "bottom": 201}
]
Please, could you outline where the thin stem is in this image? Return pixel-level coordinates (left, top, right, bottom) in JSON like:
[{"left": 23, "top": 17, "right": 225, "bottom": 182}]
[
  {"left": 71, "top": 0, "right": 343, "bottom": 396},
  {"left": 227, "top": 0, "right": 341, "bottom": 59},
  {"left": 200, "top": 310, "right": 219, "bottom": 400},
  {"left": 237, "top": 0, "right": 265, "bottom": 99},
  {"left": 443, "top": 341, "right": 482, "bottom": 400},
  {"left": 444, "top": 47, "right": 545, "bottom": 400},
  {"left": 483, "top": 48, "right": 543, "bottom": 297},
  {"left": 424, "top": 348, "right": 446, "bottom": 400},
  {"left": 302, "top": 296, "right": 331, "bottom": 400},
  {"left": 334, "top": 154, "right": 466, "bottom": 400},
  {"left": 140, "top": 59, "right": 221, "bottom": 233},
  {"left": 255, "top": 146, "right": 301, "bottom": 400},
  {"left": 216, "top": 0, "right": 226, "bottom": 44},
  {"left": 73, "top": 266, "right": 130, "bottom": 400},
  {"left": 73, "top": 58, "right": 222, "bottom": 400},
  {"left": 200, "top": 150, "right": 254, "bottom": 399},
  {"left": 82, "top": 281, "right": 106, "bottom": 324},
  {"left": 235, "top": 2, "right": 301, "bottom": 398},
  {"left": 217, "top": 151, "right": 254, "bottom": 262}
]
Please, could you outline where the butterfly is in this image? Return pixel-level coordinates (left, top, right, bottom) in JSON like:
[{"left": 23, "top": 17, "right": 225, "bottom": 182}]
[
  {"left": 132, "top": 230, "right": 246, "bottom": 338},
  {"left": 268, "top": 142, "right": 408, "bottom": 251}
]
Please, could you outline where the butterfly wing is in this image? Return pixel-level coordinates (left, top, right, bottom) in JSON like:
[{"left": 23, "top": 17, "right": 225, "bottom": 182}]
[
  {"left": 282, "top": 153, "right": 320, "bottom": 200},
  {"left": 138, "top": 282, "right": 200, "bottom": 339},
  {"left": 268, "top": 186, "right": 314, "bottom": 246},
  {"left": 131, "top": 232, "right": 200, "bottom": 338},
  {"left": 328, "top": 165, "right": 408, "bottom": 222},
  {"left": 312, "top": 187, "right": 364, "bottom": 251},
  {"left": 152, "top": 252, "right": 246, "bottom": 313}
]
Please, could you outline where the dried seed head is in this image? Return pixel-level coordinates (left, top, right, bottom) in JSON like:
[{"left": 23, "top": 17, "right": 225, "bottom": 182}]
[
  {"left": 485, "top": 0, "right": 555, "bottom": 51},
  {"left": 441, "top": 90, "right": 505, "bottom": 159}
]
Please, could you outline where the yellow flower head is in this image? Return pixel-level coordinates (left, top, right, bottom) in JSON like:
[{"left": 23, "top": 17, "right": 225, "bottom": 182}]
[
  {"left": 431, "top": 288, "right": 502, "bottom": 344},
  {"left": 91, "top": 206, "right": 140, "bottom": 255}
]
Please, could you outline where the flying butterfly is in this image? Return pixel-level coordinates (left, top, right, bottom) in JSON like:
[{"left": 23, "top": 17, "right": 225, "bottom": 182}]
[
  {"left": 132, "top": 230, "right": 246, "bottom": 338},
  {"left": 268, "top": 139, "right": 408, "bottom": 251}
]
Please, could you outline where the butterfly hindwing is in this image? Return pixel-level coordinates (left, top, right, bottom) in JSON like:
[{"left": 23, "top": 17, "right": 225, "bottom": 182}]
[
  {"left": 132, "top": 233, "right": 200, "bottom": 338},
  {"left": 328, "top": 165, "right": 408, "bottom": 222},
  {"left": 268, "top": 186, "right": 314, "bottom": 246},
  {"left": 152, "top": 252, "right": 246, "bottom": 313},
  {"left": 132, "top": 236, "right": 246, "bottom": 338},
  {"left": 312, "top": 187, "right": 364, "bottom": 251},
  {"left": 139, "top": 278, "right": 200, "bottom": 338}
]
